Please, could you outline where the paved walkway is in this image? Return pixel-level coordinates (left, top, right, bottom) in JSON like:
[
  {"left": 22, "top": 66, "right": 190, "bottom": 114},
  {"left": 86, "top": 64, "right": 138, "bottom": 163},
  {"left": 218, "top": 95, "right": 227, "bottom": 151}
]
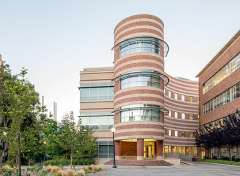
[{"left": 89, "top": 163, "right": 240, "bottom": 176}]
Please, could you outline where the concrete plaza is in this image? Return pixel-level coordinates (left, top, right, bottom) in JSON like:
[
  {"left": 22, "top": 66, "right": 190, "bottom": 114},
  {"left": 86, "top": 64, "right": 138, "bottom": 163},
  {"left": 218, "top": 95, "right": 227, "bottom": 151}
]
[{"left": 90, "top": 163, "right": 240, "bottom": 176}]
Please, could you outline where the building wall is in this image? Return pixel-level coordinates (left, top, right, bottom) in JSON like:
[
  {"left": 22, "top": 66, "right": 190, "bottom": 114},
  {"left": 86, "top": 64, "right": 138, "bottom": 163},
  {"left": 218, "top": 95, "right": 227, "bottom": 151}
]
[
  {"left": 164, "top": 75, "right": 199, "bottom": 147},
  {"left": 113, "top": 14, "right": 166, "bottom": 141},
  {"left": 198, "top": 31, "right": 240, "bottom": 125},
  {"left": 80, "top": 67, "right": 113, "bottom": 140},
  {"left": 79, "top": 67, "right": 115, "bottom": 159}
]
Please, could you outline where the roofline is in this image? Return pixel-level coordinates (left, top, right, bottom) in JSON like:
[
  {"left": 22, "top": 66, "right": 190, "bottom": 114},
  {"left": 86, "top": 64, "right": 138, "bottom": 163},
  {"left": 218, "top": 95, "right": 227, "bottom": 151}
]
[
  {"left": 196, "top": 30, "right": 240, "bottom": 77},
  {"left": 114, "top": 14, "right": 164, "bottom": 33}
]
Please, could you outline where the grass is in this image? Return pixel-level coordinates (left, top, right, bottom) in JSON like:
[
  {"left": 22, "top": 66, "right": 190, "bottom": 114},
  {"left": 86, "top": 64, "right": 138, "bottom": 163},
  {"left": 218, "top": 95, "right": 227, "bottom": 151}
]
[{"left": 201, "top": 159, "right": 240, "bottom": 166}]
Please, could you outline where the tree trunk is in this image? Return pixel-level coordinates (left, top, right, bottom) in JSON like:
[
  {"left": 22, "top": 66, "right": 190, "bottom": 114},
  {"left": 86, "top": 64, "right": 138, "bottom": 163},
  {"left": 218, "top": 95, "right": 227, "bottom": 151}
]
[
  {"left": 17, "top": 132, "right": 21, "bottom": 176},
  {"left": 70, "top": 147, "right": 73, "bottom": 168}
]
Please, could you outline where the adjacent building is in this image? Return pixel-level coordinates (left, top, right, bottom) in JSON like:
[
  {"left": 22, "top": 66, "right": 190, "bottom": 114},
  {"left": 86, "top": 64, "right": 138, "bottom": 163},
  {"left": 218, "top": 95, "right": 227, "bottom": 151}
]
[
  {"left": 80, "top": 67, "right": 114, "bottom": 159},
  {"left": 80, "top": 14, "right": 199, "bottom": 161},
  {"left": 197, "top": 31, "right": 240, "bottom": 157}
]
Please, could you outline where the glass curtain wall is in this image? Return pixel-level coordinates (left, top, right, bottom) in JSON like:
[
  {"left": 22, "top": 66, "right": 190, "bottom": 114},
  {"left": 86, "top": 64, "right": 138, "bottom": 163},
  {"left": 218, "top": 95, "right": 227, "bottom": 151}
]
[
  {"left": 203, "top": 81, "right": 240, "bottom": 114},
  {"left": 97, "top": 141, "right": 113, "bottom": 158},
  {"left": 120, "top": 104, "right": 161, "bottom": 122},
  {"left": 120, "top": 37, "right": 161, "bottom": 57},
  {"left": 80, "top": 86, "right": 114, "bottom": 102},
  {"left": 203, "top": 53, "right": 240, "bottom": 94},
  {"left": 80, "top": 112, "right": 114, "bottom": 131},
  {"left": 120, "top": 72, "right": 161, "bottom": 89}
]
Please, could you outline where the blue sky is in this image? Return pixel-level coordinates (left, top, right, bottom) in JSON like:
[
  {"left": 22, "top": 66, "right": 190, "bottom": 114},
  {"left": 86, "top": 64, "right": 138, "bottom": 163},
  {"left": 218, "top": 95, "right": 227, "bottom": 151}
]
[{"left": 0, "top": 0, "right": 239, "bottom": 121}]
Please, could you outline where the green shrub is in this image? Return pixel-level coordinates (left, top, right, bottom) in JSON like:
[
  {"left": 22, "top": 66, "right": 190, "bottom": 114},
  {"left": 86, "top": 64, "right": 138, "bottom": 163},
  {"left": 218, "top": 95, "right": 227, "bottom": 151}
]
[
  {"left": 1, "top": 165, "right": 15, "bottom": 176},
  {"left": 44, "top": 157, "right": 95, "bottom": 166}
]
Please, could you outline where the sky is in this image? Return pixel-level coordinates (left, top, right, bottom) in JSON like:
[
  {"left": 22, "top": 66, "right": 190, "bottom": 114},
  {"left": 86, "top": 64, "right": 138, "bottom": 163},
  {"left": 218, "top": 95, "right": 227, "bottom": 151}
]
[{"left": 0, "top": 0, "right": 239, "bottom": 122}]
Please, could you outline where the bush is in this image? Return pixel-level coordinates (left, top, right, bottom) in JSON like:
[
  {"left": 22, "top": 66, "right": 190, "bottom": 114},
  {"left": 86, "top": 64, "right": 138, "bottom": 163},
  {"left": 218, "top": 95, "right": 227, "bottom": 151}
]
[
  {"left": 76, "top": 169, "right": 85, "bottom": 176},
  {"left": 232, "top": 156, "right": 240, "bottom": 162},
  {"left": 221, "top": 156, "right": 230, "bottom": 160},
  {"left": 212, "top": 156, "right": 218, "bottom": 160},
  {"left": 83, "top": 165, "right": 103, "bottom": 174},
  {"left": 0, "top": 165, "right": 15, "bottom": 176},
  {"left": 44, "top": 157, "right": 95, "bottom": 166},
  {"left": 204, "top": 156, "right": 210, "bottom": 160}
]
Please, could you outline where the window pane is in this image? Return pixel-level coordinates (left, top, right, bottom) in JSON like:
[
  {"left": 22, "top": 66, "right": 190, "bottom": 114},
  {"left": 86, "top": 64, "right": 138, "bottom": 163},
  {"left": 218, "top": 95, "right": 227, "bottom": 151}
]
[
  {"left": 120, "top": 37, "right": 161, "bottom": 57},
  {"left": 80, "top": 86, "right": 114, "bottom": 102},
  {"left": 120, "top": 104, "right": 161, "bottom": 122}
]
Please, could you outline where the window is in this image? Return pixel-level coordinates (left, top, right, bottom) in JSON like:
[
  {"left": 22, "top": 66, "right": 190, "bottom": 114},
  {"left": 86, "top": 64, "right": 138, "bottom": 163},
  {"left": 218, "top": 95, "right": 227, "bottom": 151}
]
[
  {"left": 203, "top": 53, "right": 240, "bottom": 94},
  {"left": 175, "top": 93, "right": 178, "bottom": 100},
  {"left": 97, "top": 141, "right": 113, "bottom": 158},
  {"left": 168, "top": 91, "right": 171, "bottom": 97},
  {"left": 80, "top": 86, "right": 114, "bottom": 102},
  {"left": 181, "top": 95, "right": 185, "bottom": 101},
  {"left": 189, "top": 96, "right": 193, "bottom": 102},
  {"left": 80, "top": 112, "right": 114, "bottom": 131},
  {"left": 120, "top": 71, "right": 161, "bottom": 89},
  {"left": 120, "top": 104, "right": 162, "bottom": 122},
  {"left": 182, "top": 113, "right": 185, "bottom": 119},
  {"left": 168, "top": 111, "right": 171, "bottom": 117},
  {"left": 175, "top": 131, "right": 178, "bottom": 137},
  {"left": 203, "top": 82, "right": 240, "bottom": 114},
  {"left": 120, "top": 37, "right": 161, "bottom": 57},
  {"left": 168, "top": 129, "right": 171, "bottom": 136},
  {"left": 174, "top": 112, "right": 178, "bottom": 118}
]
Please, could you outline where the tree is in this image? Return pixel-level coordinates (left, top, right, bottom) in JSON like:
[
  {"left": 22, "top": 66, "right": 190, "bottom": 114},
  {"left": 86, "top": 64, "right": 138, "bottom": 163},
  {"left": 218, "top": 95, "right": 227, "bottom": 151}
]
[
  {"left": 59, "top": 112, "right": 76, "bottom": 168},
  {"left": 196, "top": 110, "right": 240, "bottom": 159},
  {"left": 0, "top": 62, "right": 40, "bottom": 175}
]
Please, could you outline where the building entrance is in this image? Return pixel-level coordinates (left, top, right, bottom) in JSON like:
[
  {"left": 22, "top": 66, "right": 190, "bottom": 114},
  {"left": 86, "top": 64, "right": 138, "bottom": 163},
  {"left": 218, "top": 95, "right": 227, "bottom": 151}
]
[{"left": 144, "top": 141, "right": 155, "bottom": 159}]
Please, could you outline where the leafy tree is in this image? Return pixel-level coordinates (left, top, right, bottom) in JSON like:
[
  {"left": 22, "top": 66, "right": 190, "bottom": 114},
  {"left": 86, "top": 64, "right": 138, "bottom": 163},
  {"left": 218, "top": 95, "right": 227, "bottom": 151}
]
[
  {"left": 0, "top": 62, "right": 41, "bottom": 175},
  {"left": 196, "top": 109, "right": 240, "bottom": 159}
]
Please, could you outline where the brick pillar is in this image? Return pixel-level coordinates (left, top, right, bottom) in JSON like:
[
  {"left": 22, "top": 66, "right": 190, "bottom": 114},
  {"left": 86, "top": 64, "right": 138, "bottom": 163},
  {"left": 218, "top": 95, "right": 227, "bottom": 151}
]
[
  {"left": 115, "top": 141, "right": 121, "bottom": 160},
  {"left": 156, "top": 140, "right": 163, "bottom": 160},
  {"left": 137, "top": 138, "right": 144, "bottom": 160}
]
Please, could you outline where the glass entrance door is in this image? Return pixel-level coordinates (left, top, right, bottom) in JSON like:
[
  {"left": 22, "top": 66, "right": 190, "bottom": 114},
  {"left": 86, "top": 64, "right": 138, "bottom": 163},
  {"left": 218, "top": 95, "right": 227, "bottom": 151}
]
[{"left": 144, "top": 141, "right": 155, "bottom": 159}]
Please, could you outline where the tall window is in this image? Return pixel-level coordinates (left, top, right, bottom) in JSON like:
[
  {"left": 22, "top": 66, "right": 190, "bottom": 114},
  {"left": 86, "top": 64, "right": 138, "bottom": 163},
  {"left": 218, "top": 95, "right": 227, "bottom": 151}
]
[
  {"left": 119, "top": 37, "right": 161, "bottom": 57},
  {"left": 120, "top": 104, "right": 162, "bottom": 123},
  {"left": 120, "top": 71, "right": 161, "bottom": 89},
  {"left": 203, "top": 53, "right": 240, "bottom": 94},
  {"left": 80, "top": 86, "right": 114, "bottom": 102}
]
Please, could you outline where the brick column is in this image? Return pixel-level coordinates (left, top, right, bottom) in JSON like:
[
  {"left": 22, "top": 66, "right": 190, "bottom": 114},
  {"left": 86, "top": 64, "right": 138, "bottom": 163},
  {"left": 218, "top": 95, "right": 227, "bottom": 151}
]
[
  {"left": 156, "top": 140, "right": 163, "bottom": 160},
  {"left": 137, "top": 138, "right": 144, "bottom": 160},
  {"left": 115, "top": 141, "right": 121, "bottom": 160}
]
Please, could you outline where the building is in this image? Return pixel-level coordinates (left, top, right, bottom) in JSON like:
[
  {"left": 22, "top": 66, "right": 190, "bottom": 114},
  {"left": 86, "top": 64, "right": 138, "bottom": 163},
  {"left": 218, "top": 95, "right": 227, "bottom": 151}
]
[
  {"left": 79, "top": 67, "right": 114, "bottom": 159},
  {"left": 79, "top": 14, "right": 200, "bottom": 161},
  {"left": 197, "top": 31, "right": 240, "bottom": 158}
]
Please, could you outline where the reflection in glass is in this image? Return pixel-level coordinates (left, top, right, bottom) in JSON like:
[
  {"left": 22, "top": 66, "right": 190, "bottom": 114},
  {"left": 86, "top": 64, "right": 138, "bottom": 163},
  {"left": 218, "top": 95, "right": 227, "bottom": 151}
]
[
  {"left": 120, "top": 37, "right": 161, "bottom": 57},
  {"left": 80, "top": 86, "right": 114, "bottom": 102},
  {"left": 120, "top": 72, "right": 161, "bottom": 89},
  {"left": 203, "top": 53, "right": 240, "bottom": 94},
  {"left": 120, "top": 104, "right": 161, "bottom": 122}
]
